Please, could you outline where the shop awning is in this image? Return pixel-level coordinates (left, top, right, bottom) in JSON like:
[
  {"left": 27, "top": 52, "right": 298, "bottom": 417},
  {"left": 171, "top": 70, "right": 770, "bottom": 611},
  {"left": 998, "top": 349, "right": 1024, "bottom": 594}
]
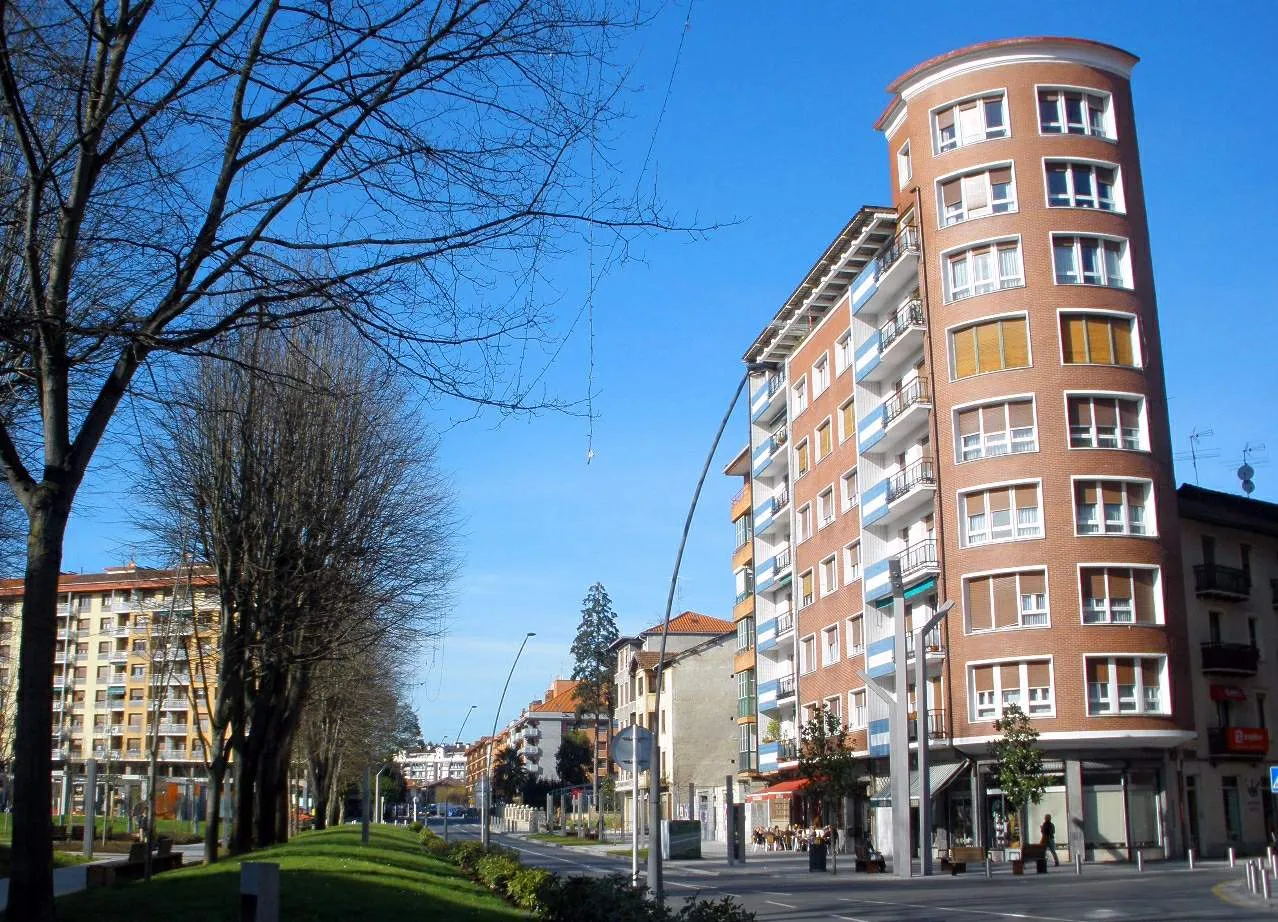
[
  {"left": 746, "top": 779, "right": 808, "bottom": 802},
  {"left": 869, "top": 761, "right": 969, "bottom": 807},
  {"left": 1210, "top": 685, "right": 1247, "bottom": 702}
]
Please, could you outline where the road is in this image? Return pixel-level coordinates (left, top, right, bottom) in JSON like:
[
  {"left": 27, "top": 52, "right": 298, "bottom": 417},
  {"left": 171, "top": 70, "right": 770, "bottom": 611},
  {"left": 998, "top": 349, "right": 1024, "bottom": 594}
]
[{"left": 442, "top": 822, "right": 1269, "bottom": 921}]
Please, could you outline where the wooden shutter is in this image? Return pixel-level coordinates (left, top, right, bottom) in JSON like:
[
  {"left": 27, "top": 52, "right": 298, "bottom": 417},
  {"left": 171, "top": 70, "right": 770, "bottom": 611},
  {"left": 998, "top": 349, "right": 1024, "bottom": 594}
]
[
  {"left": 1068, "top": 397, "right": 1091, "bottom": 428},
  {"left": 1026, "top": 661, "right": 1051, "bottom": 688},
  {"left": 1133, "top": 569, "right": 1157, "bottom": 623},
  {"left": 1101, "top": 481, "right": 1123, "bottom": 507},
  {"left": 957, "top": 408, "right": 981, "bottom": 437},
  {"left": 981, "top": 403, "right": 1005, "bottom": 434},
  {"left": 973, "top": 665, "right": 994, "bottom": 693},
  {"left": 976, "top": 321, "right": 1002, "bottom": 373},
  {"left": 1001, "top": 318, "right": 1029, "bottom": 369},
  {"left": 953, "top": 327, "right": 977, "bottom": 378},
  {"left": 999, "top": 663, "right": 1020, "bottom": 693},
  {"left": 964, "top": 491, "right": 987, "bottom": 518},
  {"left": 1094, "top": 399, "right": 1118, "bottom": 428},
  {"left": 967, "top": 576, "right": 992, "bottom": 631},
  {"left": 988, "top": 166, "right": 1012, "bottom": 187},
  {"left": 1007, "top": 400, "right": 1034, "bottom": 428},
  {"left": 1076, "top": 481, "right": 1096, "bottom": 507},
  {"left": 1085, "top": 659, "right": 1107, "bottom": 685},
  {"left": 1140, "top": 658, "right": 1161, "bottom": 687},
  {"left": 1062, "top": 316, "right": 1088, "bottom": 363},
  {"left": 1113, "top": 317, "right": 1135, "bottom": 366},
  {"left": 1114, "top": 659, "right": 1136, "bottom": 685},
  {"left": 992, "top": 574, "right": 1019, "bottom": 627},
  {"left": 1108, "top": 569, "right": 1133, "bottom": 603},
  {"left": 819, "top": 422, "right": 832, "bottom": 456},
  {"left": 1085, "top": 316, "right": 1114, "bottom": 364},
  {"left": 1118, "top": 399, "right": 1140, "bottom": 431},
  {"left": 937, "top": 108, "right": 955, "bottom": 133},
  {"left": 851, "top": 617, "right": 863, "bottom": 648},
  {"left": 941, "top": 178, "right": 962, "bottom": 208},
  {"left": 1014, "top": 484, "right": 1039, "bottom": 511},
  {"left": 988, "top": 487, "right": 1010, "bottom": 512},
  {"left": 1082, "top": 568, "right": 1106, "bottom": 604},
  {"left": 841, "top": 400, "right": 855, "bottom": 434},
  {"left": 801, "top": 571, "right": 813, "bottom": 597}
]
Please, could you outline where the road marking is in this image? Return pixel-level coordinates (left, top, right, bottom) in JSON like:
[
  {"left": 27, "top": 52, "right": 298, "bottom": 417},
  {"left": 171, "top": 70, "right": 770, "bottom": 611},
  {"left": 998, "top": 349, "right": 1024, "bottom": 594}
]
[
  {"left": 831, "top": 916, "right": 871, "bottom": 922},
  {"left": 838, "top": 897, "right": 1081, "bottom": 922},
  {"left": 765, "top": 900, "right": 797, "bottom": 909},
  {"left": 668, "top": 881, "right": 705, "bottom": 890},
  {"left": 677, "top": 865, "right": 719, "bottom": 876},
  {"left": 763, "top": 890, "right": 794, "bottom": 897}
]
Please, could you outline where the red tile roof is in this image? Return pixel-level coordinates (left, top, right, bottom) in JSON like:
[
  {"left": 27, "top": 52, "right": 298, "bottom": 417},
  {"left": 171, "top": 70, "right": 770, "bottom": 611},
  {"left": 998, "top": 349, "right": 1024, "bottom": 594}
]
[
  {"left": 0, "top": 564, "right": 217, "bottom": 598},
  {"left": 531, "top": 679, "right": 582, "bottom": 714},
  {"left": 641, "top": 611, "right": 733, "bottom": 636}
]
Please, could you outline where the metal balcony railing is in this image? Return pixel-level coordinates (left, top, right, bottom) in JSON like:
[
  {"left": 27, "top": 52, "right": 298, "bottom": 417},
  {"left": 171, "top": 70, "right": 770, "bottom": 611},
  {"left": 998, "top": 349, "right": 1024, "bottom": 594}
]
[
  {"left": 1193, "top": 564, "right": 1251, "bottom": 599},
  {"left": 906, "top": 709, "right": 948, "bottom": 741},
  {"left": 777, "top": 738, "right": 798, "bottom": 762},
  {"left": 731, "top": 485, "right": 747, "bottom": 507},
  {"left": 895, "top": 539, "right": 938, "bottom": 578},
  {"left": 734, "top": 588, "right": 752, "bottom": 605},
  {"left": 879, "top": 299, "right": 925, "bottom": 351},
  {"left": 1201, "top": 642, "right": 1259, "bottom": 675},
  {"left": 777, "top": 674, "right": 796, "bottom": 698},
  {"left": 773, "top": 547, "right": 792, "bottom": 573},
  {"left": 768, "top": 427, "right": 788, "bottom": 456},
  {"left": 766, "top": 371, "right": 786, "bottom": 397},
  {"left": 886, "top": 458, "right": 936, "bottom": 503},
  {"left": 883, "top": 377, "right": 930, "bottom": 426},
  {"left": 873, "top": 226, "right": 920, "bottom": 282},
  {"left": 775, "top": 612, "right": 794, "bottom": 635},
  {"left": 771, "top": 489, "right": 790, "bottom": 515}
]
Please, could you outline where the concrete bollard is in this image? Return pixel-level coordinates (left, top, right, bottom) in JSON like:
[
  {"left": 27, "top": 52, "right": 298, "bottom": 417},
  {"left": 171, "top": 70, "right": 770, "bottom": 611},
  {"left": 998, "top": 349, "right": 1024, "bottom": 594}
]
[
  {"left": 984, "top": 855, "right": 992, "bottom": 879},
  {"left": 1187, "top": 848, "right": 1196, "bottom": 871},
  {"left": 1229, "top": 846, "right": 1237, "bottom": 868},
  {"left": 1265, "top": 866, "right": 1273, "bottom": 902},
  {"left": 1135, "top": 849, "right": 1143, "bottom": 873},
  {"left": 1270, "top": 851, "right": 1277, "bottom": 880},
  {"left": 241, "top": 862, "right": 280, "bottom": 922},
  {"left": 1074, "top": 852, "right": 1082, "bottom": 875},
  {"left": 1247, "top": 861, "right": 1256, "bottom": 894}
]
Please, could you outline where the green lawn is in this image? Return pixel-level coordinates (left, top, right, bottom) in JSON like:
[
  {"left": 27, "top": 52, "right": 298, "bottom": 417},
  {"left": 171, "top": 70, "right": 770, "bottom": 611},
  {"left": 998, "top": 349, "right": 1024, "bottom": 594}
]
[
  {"left": 0, "top": 814, "right": 199, "bottom": 845},
  {"left": 55, "top": 825, "right": 530, "bottom": 921},
  {"left": 526, "top": 833, "right": 599, "bottom": 847}
]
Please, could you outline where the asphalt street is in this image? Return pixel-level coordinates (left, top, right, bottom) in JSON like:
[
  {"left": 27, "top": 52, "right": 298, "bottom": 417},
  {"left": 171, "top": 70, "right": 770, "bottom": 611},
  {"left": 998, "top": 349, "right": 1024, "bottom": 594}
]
[{"left": 441, "top": 821, "right": 1270, "bottom": 921}]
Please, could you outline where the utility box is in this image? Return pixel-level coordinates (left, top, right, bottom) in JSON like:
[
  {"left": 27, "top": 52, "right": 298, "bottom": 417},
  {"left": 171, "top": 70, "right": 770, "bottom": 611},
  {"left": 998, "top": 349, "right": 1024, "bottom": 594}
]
[{"left": 662, "top": 820, "right": 702, "bottom": 859}]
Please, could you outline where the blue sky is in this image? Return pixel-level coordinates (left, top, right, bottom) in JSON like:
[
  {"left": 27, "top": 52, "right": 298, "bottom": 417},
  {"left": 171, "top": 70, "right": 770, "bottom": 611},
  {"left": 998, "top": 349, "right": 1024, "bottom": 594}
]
[{"left": 57, "top": 2, "right": 1278, "bottom": 744}]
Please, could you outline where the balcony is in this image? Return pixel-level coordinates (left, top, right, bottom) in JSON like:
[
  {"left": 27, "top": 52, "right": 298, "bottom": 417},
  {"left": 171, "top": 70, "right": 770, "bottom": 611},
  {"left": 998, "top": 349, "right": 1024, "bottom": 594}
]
[
  {"left": 887, "top": 458, "right": 936, "bottom": 504},
  {"left": 737, "top": 696, "right": 756, "bottom": 718},
  {"left": 896, "top": 538, "right": 939, "bottom": 582},
  {"left": 1208, "top": 726, "right": 1270, "bottom": 758},
  {"left": 860, "top": 299, "right": 927, "bottom": 385},
  {"left": 1201, "top": 642, "right": 1259, "bottom": 675},
  {"left": 777, "top": 738, "right": 798, "bottom": 763},
  {"left": 777, "top": 674, "right": 796, "bottom": 699},
  {"left": 906, "top": 709, "right": 948, "bottom": 742},
  {"left": 158, "top": 723, "right": 189, "bottom": 735},
  {"left": 883, "top": 376, "right": 931, "bottom": 428},
  {"left": 1193, "top": 565, "right": 1251, "bottom": 601},
  {"left": 775, "top": 611, "right": 794, "bottom": 637},
  {"left": 772, "top": 546, "right": 792, "bottom": 578},
  {"left": 734, "top": 588, "right": 752, "bottom": 605},
  {"left": 771, "top": 488, "right": 790, "bottom": 516},
  {"left": 874, "top": 226, "right": 920, "bottom": 283},
  {"left": 751, "top": 371, "right": 788, "bottom": 424},
  {"left": 879, "top": 299, "right": 925, "bottom": 353}
]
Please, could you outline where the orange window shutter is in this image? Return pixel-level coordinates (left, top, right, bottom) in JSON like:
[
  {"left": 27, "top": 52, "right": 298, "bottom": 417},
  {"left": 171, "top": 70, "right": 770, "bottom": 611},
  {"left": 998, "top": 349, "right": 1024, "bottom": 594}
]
[
  {"left": 1085, "top": 316, "right": 1114, "bottom": 365},
  {"left": 975, "top": 321, "right": 1002, "bottom": 373},
  {"left": 1114, "top": 317, "right": 1135, "bottom": 366},
  {"left": 1062, "top": 316, "right": 1088, "bottom": 364},
  {"left": 973, "top": 665, "right": 994, "bottom": 693},
  {"left": 953, "top": 327, "right": 977, "bottom": 378},
  {"left": 967, "top": 576, "right": 992, "bottom": 631},
  {"left": 1133, "top": 569, "right": 1157, "bottom": 622},
  {"left": 1001, "top": 317, "right": 1030, "bottom": 368},
  {"left": 992, "top": 575, "right": 1019, "bottom": 627}
]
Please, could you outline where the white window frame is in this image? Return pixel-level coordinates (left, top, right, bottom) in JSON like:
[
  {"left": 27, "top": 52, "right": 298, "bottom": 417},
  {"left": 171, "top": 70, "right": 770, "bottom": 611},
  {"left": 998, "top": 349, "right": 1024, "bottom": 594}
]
[
  {"left": 1036, "top": 84, "right": 1115, "bottom": 139},
  {"left": 952, "top": 395, "right": 1038, "bottom": 463},
  {"left": 849, "top": 688, "right": 867, "bottom": 729},
  {"left": 1057, "top": 309, "right": 1142, "bottom": 368},
  {"left": 1044, "top": 158, "right": 1123, "bottom": 212},
  {"left": 795, "top": 438, "right": 810, "bottom": 478},
  {"left": 799, "top": 634, "right": 817, "bottom": 674},
  {"left": 838, "top": 397, "right": 855, "bottom": 444},
  {"left": 1084, "top": 655, "right": 1167, "bottom": 716},
  {"left": 1064, "top": 391, "right": 1147, "bottom": 452},
  {"left": 799, "top": 569, "right": 815, "bottom": 609},
  {"left": 792, "top": 376, "right": 808, "bottom": 416},
  {"left": 843, "top": 541, "right": 861, "bottom": 584},
  {"left": 821, "top": 624, "right": 840, "bottom": 667},
  {"left": 1051, "top": 234, "right": 1132, "bottom": 289},
  {"left": 937, "top": 162, "right": 1017, "bottom": 227},
  {"left": 969, "top": 658, "right": 1055, "bottom": 721},
  {"left": 942, "top": 237, "right": 1024, "bottom": 302},
  {"left": 819, "top": 554, "right": 838, "bottom": 596},
  {"left": 962, "top": 567, "right": 1052, "bottom": 633},
  {"left": 959, "top": 480, "right": 1044, "bottom": 548},
  {"left": 845, "top": 614, "right": 864, "bottom": 657},
  {"left": 813, "top": 353, "right": 830, "bottom": 396},
  {"left": 931, "top": 90, "right": 1009, "bottom": 154},
  {"left": 815, "top": 416, "right": 833, "bottom": 462},
  {"left": 797, "top": 503, "right": 813, "bottom": 543},
  {"left": 841, "top": 468, "right": 859, "bottom": 511},
  {"left": 823, "top": 695, "right": 843, "bottom": 722},
  {"left": 897, "top": 140, "right": 912, "bottom": 188},
  {"left": 817, "top": 487, "right": 836, "bottom": 530},
  {"left": 835, "top": 331, "right": 852, "bottom": 376},
  {"left": 1072, "top": 477, "right": 1156, "bottom": 537},
  {"left": 1079, "top": 564, "right": 1163, "bottom": 625}
]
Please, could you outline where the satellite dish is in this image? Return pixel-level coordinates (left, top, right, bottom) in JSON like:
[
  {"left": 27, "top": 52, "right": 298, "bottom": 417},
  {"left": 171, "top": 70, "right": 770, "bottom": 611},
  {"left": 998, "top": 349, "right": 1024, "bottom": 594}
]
[
  {"left": 1242, "top": 479, "right": 1255, "bottom": 495},
  {"left": 1239, "top": 463, "right": 1255, "bottom": 481}
]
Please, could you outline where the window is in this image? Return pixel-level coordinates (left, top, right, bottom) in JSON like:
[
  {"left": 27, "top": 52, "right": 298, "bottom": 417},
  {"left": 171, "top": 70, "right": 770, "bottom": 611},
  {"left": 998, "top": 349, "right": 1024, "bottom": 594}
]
[
  {"left": 1081, "top": 566, "right": 1160, "bottom": 624},
  {"left": 1038, "top": 87, "right": 1112, "bottom": 138},
  {"left": 944, "top": 240, "right": 1023, "bottom": 301},
  {"left": 955, "top": 398, "right": 1036, "bottom": 461},
  {"left": 849, "top": 689, "right": 867, "bottom": 729},
  {"left": 950, "top": 317, "right": 1029, "bottom": 379},
  {"left": 797, "top": 504, "right": 813, "bottom": 542},
  {"left": 799, "top": 635, "right": 817, "bottom": 674},
  {"left": 1074, "top": 479, "right": 1153, "bottom": 536},
  {"left": 736, "top": 618, "right": 754, "bottom": 652},
  {"left": 819, "top": 554, "right": 838, "bottom": 596},
  {"left": 841, "top": 469, "right": 859, "bottom": 511},
  {"left": 1053, "top": 235, "right": 1130, "bottom": 288},
  {"left": 1068, "top": 394, "right": 1144, "bottom": 450},
  {"left": 733, "top": 514, "right": 751, "bottom": 550},
  {"left": 822, "top": 625, "right": 840, "bottom": 667},
  {"left": 961, "top": 483, "right": 1042, "bottom": 546},
  {"left": 817, "top": 488, "right": 835, "bottom": 529},
  {"left": 966, "top": 570, "right": 1049, "bottom": 631},
  {"left": 800, "top": 570, "right": 814, "bottom": 608},
  {"left": 844, "top": 542, "right": 861, "bottom": 583},
  {"left": 939, "top": 166, "right": 1015, "bottom": 225},
  {"left": 796, "top": 439, "right": 810, "bottom": 477},
  {"left": 1046, "top": 161, "right": 1120, "bottom": 211},
  {"left": 846, "top": 615, "right": 864, "bottom": 657},
  {"left": 130, "top": 665, "right": 145, "bottom": 679},
  {"left": 838, "top": 398, "right": 855, "bottom": 443},
  {"left": 934, "top": 92, "right": 1008, "bottom": 153},
  {"left": 739, "top": 723, "right": 757, "bottom": 766},
  {"left": 816, "top": 420, "right": 832, "bottom": 461},
  {"left": 792, "top": 378, "right": 807, "bottom": 415},
  {"left": 971, "top": 660, "right": 1053, "bottom": 720},
  {"left": 1086, "top": 656, "right": 1165, "bottom": 715},
  {"left": 835, "top": 331, "right": 852, "bottom": 375},
  {"left": 897, "top": 141, "right": 912, "bottom": 187},
  {"left": 823, "top": 695, "right": 843, "bottom": 722},
  {"left": 98, "top": 641, "right": 110, "bottom": 655},
  {"left": 737, "top": 671, "right": 756, "bottom": 716},
  {"left": 813, "top": 354, "right": 830, "bottom": 396},
  {"left": 1061, "top": 313, "right": 1138, "bottom": 366}
]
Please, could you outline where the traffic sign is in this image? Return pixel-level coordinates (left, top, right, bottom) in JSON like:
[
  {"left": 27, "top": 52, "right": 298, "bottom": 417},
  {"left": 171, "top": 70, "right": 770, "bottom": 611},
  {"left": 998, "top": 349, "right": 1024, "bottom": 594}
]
[
  {"left": 1269, "top": 765, "right": 1278, "bottom": 794},
  {"left": 611, "top": 725, "right": 653, "bottom": 772}
]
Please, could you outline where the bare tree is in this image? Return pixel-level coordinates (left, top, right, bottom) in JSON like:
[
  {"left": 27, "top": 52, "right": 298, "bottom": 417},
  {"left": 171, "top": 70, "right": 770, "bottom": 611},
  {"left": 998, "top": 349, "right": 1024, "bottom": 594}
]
[{"left": 0, "top": 1, "right": 676, "bottom": 913}]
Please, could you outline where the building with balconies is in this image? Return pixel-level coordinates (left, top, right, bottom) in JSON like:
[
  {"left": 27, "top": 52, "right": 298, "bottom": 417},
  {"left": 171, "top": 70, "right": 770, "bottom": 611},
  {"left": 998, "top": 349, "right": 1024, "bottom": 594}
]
[
  {"left": 731, "top": 37, "right": 1194, "bottom": 860},
  {"left": 1177, "top": 484, "right": 1278, "bottom": 857},
  {"left": 725, "top": 446, "right": 759, "bottom": 780},
  {"left": 611, "top": 611, "right": 737, "bottom": 839}
]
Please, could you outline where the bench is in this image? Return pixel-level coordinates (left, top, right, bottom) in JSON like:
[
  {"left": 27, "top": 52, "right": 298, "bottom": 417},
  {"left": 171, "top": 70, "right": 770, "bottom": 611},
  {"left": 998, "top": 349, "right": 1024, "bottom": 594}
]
[
  {"left": 853, "top": 845, "right": 886, "bottom": 873},
  {"left": 88, "top": 839, "right": 184, "bottom": 886},
  {"left": 1017, "top": 844, "right": 1048, "bottom": 874},
  {"left": 945, "top": 845, "right": 985, "bottom": 875}
]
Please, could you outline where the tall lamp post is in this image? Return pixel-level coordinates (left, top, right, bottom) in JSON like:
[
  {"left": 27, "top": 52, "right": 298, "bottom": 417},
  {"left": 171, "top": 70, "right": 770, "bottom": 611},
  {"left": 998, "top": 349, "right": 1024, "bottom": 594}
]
[
  {"left": 444, "top": 704, "right": 477, "bottom": 843},
  {"left": 481, "top": 632, "right": 536, "bottom": 850},
  {"left": 915, "top": 599, "right": 953, "bottom": 876}
]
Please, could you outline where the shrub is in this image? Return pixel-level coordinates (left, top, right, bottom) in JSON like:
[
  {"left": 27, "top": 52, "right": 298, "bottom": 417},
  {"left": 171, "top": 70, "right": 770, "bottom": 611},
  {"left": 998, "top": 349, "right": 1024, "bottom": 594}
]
[
  {"left": 671, "top": 897, "right": 757, "bottom": 922},
  {"left": 538, "top": 874, "right": 655, "bottom": 922},
  {"left": 506, "top": 867, "right": 554, "bottom": 912},
  {"left": 409, "top": 820, "right": 423, "bottom": 834},
  {"left": 475, "top": 854, "right": 522, "bottom": 892},
  {"left": 419, "top": 829, "right": 450, "bottom": 858},
  {"left": 451, "top": 840, "right": 489, "bottom": 874}
]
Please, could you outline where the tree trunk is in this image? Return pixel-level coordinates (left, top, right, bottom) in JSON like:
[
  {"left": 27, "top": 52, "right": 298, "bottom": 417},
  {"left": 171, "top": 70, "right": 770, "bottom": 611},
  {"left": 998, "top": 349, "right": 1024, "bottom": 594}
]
[
  {"left": 9, "top": 498, "right": 72, "bottom": 922},
  {"left": 203, "top": 759, "right": 226, "bottom": 863},
  {"left": 232, "top": 743, "right": 257, "bottom": 853}
]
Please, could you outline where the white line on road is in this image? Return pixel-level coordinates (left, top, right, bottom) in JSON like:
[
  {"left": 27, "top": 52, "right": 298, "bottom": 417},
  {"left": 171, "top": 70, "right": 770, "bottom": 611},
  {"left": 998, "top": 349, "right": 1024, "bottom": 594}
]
[
  {"left": 762, "top": 890, "right": 794, "bottom": 897},
  {"left": 838, "top": 897, "right": 1082, "bottom": 922},
  {"left": 765, "top": 900, "right": 797, "bottom": 910},
  {"left": 831, "top": 916, "right": 871, "bottom": 922}
]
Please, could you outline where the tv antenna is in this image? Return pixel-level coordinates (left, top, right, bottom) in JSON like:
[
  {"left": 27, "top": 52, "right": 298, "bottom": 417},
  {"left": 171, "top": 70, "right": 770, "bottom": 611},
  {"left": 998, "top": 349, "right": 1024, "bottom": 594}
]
[
  {"left": 1232, "top": 442, "right": 1268, "bottom": 496},
  {"left": 1173, "top": 428, "right": 1219, "bottom": 484}
]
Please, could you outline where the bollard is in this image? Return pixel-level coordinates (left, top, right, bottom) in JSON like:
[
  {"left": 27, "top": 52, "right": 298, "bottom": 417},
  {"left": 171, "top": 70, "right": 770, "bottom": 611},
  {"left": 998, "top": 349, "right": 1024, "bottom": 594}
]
[
  {"left": 1265, "top": 867, "right": 1274, "bottom": 902},
  {"left": 1247, "top": 861, "right": 1256, "bottom": 894},
  {"left": 984, "top": 855, "right": 992, "bottom": 879},
  {"left": 1074, "top": 852, "right": 1082, "bottom": 875},
  {"left": 1229, "top": 846, "right": 1237, "bottom": 868},
  {"left": 1270, "top": 851, "right": 1277, "bottom": 880},
  {"left": 1188, "top": 848, "right": 1196, "bottom": 871},
  {"left": 241, "top": 862, "right": 280, "bottom": 922},
  {"left": 1136, "top": 848, "right": 1143, "bottom": 873}
]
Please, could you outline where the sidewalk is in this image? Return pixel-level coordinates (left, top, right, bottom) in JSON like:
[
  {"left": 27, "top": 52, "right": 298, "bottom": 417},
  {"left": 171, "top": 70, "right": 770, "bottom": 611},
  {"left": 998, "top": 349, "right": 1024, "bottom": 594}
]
[{"left": 0, "top": 842, "right": 204, "bottom": 911}]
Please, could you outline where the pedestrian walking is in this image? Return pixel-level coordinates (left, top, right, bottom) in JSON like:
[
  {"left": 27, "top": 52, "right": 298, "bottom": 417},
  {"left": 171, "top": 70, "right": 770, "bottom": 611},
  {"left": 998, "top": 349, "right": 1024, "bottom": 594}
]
[{"left": 1040, "top": 814, "right": 1060, "bottom": 867}]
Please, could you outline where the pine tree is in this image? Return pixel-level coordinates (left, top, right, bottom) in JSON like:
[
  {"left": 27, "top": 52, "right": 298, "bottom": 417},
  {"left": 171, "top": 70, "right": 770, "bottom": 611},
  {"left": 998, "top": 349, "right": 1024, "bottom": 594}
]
[{"left": 569, "top": 583, "right": 620, "bottom": 837}]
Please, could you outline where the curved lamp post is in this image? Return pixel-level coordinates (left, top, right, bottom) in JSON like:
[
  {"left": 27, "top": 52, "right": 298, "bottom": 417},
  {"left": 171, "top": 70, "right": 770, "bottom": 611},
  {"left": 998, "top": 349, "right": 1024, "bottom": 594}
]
[
  {"left": 444, "top": 704, "right": 477, "bottom": 843},
  {"left": 481, "top": 632, "right": 536, "bottom": 849}
]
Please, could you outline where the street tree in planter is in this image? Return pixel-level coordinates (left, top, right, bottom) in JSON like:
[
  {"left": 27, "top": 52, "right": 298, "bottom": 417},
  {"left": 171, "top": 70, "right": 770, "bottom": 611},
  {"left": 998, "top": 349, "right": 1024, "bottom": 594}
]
[
  {"left": 991, "top": 703, "right": 1046, "bottom": 859},
  {"left": 797, "top": 705, "right": 858, "bottom": 872}
]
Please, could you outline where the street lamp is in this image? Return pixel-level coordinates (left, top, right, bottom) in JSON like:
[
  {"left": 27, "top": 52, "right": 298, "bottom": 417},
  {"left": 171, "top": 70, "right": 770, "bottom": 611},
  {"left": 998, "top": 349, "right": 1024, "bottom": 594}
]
[
  {"left": 481, "top": 632, "right": 536, "bottom": 850},
  {"left": 916, "top": 599, "right": 954, "bottom": 877},
  {"left": 444, "top": 704, "right": 477, "bottom": 843}
]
